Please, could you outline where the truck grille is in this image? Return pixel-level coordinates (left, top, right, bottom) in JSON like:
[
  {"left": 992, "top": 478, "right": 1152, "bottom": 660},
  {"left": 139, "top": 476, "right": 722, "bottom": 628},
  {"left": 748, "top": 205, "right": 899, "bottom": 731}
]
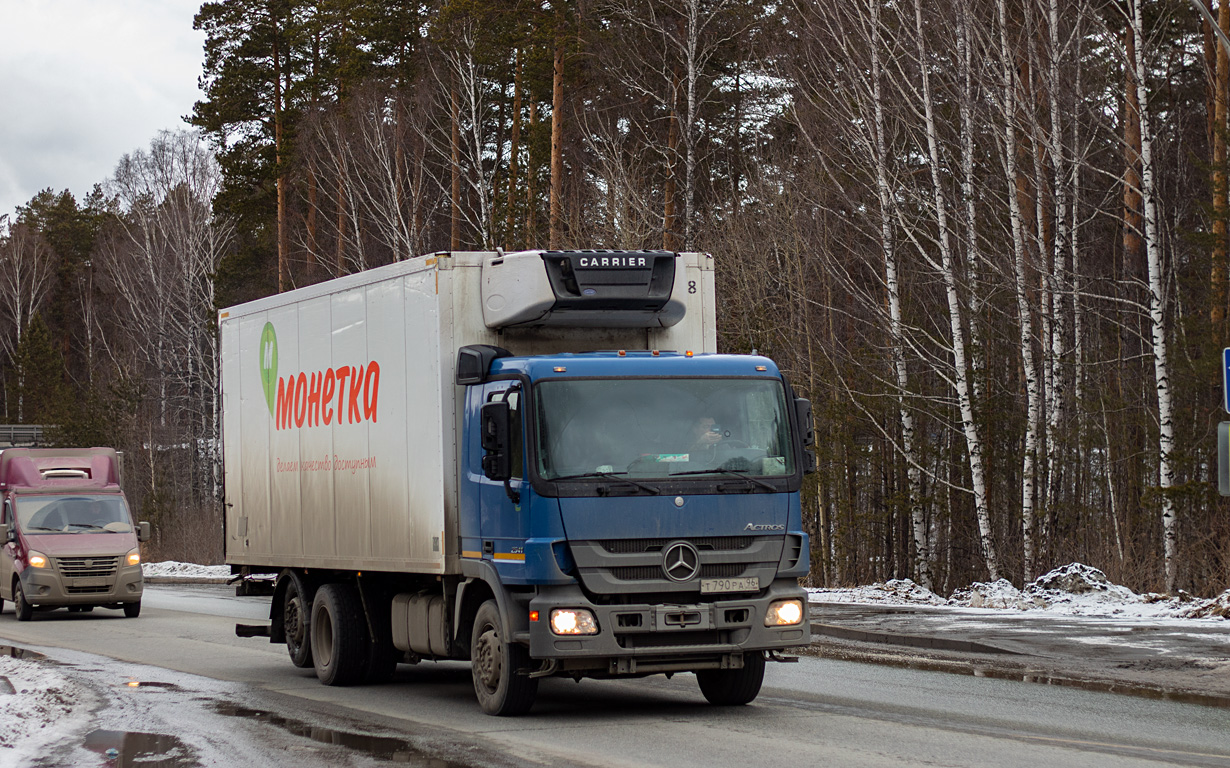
[
  {"left": 56, "top": 556, "right": 119, "bottom": 578},
  {"left": 573, "top": 536, "right": 783, "bottom": 596},
  {"left": 608, "top": 563, "right": 747, "bottom": 582},
  {"left": 600, "top": 537, "right": 752, "bottom": 554}
]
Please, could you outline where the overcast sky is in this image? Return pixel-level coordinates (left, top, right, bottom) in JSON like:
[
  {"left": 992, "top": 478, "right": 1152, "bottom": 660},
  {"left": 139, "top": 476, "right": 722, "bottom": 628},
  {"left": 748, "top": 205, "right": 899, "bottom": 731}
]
[{"left": 0, "top": 0, "right": 205, "bottom": 218}]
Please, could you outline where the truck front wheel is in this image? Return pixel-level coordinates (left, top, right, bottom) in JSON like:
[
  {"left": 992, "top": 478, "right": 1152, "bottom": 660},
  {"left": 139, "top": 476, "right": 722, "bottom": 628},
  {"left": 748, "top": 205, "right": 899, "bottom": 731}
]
[
  {"left": 471, "top": 600, "right": 537, "bottom": 716},
  {"left": 696, "top": 651, "right": 765, "bottom": 706},
  {"left": 311, "top": 583, "right": 369, "bottom": 686},
  {"left": 283, "top": 575, "right": 313, "bottom": 668}
]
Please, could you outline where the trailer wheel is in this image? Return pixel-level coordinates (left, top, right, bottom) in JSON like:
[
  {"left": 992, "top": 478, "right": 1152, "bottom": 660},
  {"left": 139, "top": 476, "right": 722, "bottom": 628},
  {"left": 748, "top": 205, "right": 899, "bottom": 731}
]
[
  {"left": 471, "top": 600, "right": 537, "bottom": 716},
  {"left": 13, "top": 582, "right": 32, "bottom": 622},
  {"left": 696, "top": 651, "right": 765, "bottom": 706},
  {"left": 283, "top": 575, "right": 313, "bottom": 668},
  {"left": 311, "top": 583, "right": 369, "bottom": 686}
]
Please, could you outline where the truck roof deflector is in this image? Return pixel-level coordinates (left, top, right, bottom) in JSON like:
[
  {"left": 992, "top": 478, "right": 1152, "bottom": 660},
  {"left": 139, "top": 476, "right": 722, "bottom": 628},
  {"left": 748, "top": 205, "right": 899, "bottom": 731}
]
[{"left": 456, "top": 345, "right": 514, "bottom": 385}]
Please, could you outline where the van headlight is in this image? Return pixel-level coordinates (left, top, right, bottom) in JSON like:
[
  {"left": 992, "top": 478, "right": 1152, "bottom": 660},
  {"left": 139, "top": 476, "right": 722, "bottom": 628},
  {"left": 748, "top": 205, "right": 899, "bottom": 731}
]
[
  {"left": 764, "top": 599, "right": 804, "bottom": 626},
  {"left": 126, "top": 548, "right": 141, "bottom": 567},
  {"left": 27, "top": 551, "right": 49, "bottom": 569},
  {"left": 550, "top": 608, "right": 599, "bottom": 635}
]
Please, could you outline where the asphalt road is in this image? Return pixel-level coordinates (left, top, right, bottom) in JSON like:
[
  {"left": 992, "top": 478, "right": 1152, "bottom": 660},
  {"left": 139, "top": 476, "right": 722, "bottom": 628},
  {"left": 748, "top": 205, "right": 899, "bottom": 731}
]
[{"left": 0, "top": 584, "right": 1226, "bottom": 767}]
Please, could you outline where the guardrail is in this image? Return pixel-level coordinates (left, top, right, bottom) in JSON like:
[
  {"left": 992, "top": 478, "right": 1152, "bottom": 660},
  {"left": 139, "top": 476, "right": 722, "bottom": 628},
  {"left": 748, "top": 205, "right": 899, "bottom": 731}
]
[{"left": 0, "top": 425, "right": 46, "bottom": 447}]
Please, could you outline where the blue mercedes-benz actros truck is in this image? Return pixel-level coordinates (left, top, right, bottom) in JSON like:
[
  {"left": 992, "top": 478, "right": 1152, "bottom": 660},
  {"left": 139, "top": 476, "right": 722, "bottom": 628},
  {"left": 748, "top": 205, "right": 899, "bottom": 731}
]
[{"left": 222, "top": 249, "right": 812, "bottom": 715}]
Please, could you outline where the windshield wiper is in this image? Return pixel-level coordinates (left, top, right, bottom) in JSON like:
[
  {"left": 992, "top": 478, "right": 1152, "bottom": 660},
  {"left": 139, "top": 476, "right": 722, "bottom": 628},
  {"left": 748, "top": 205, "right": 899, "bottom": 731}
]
[
  {"left": 550, "top": 472, "right": 660, "bottom": 495},
  {"left": 67, "top": 523, "right": 105, "bottom": 530},
  {"left": 26, "top": 526, "right": 60, "bottom": 532},
  {"left": 670, "top": 468, "right": 777, "bottom": 492}
]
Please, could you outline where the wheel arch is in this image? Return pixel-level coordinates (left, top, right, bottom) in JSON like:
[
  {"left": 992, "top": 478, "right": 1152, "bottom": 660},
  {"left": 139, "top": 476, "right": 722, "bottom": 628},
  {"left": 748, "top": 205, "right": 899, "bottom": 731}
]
[{"left": 455, "top": 560, "right": 514, "bottom": 657}]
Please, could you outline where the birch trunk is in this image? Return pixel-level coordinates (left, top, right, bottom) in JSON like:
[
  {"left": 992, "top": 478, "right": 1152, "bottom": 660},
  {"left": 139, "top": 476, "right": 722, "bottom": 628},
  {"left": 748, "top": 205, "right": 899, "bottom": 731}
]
[
  {"left": 874, "top": 0, "right": 929, "bottom": 590},
  {"left": 1130, "top": 0, "right": 1180, "bottom": 592},
  {"left": 998, "top": 0, "right": 1043, "bottom": 580},
  {"left": 914, "top": 0, "right": 1000, "bottom": 581}
]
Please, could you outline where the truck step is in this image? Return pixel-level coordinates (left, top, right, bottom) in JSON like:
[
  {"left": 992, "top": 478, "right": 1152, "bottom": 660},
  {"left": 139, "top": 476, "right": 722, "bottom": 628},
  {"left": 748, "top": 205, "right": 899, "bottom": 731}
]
[{"left": 235, "top": 623, "right": 272, "bottom": 638}]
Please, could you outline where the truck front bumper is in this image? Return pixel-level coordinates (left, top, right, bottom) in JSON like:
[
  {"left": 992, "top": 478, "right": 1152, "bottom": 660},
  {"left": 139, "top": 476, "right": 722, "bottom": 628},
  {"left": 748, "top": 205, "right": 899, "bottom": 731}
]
[
  {"left": 20, "top": 563, "right": 143, "bottom": 608},
  {"left": 526, "top": 579, "right": 809, "bottom": 674}
]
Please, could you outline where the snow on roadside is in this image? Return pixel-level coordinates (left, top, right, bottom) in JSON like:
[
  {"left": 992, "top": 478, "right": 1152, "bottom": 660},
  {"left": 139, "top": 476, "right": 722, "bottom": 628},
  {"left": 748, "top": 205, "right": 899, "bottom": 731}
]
[
  {"left": 808, "top": 562, "right": 1230, "bottom": 621},
  {"left": 0, "top": 655, "right": 97, "bottom": 768},
  {"left": 141, "top": 561, "right": 231, "bottom": 580}
]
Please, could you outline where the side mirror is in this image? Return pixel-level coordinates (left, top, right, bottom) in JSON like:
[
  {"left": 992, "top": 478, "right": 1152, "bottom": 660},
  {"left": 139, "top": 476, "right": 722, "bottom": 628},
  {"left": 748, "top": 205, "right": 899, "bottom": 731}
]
[
  {"left": 480, "top": 402, "right": 512, "bottom": 481},
  {"left": 138, "top": 522, "right": 151, "bottom": 542},
  {"left": 794, "top": 398, "right": 814, "bottom": 448},
  {"left": 794, "top": 397, "right": 816, "bottom": 475},
  {"left": 0, "top": 524, "right": 9, "bottom": 543}
]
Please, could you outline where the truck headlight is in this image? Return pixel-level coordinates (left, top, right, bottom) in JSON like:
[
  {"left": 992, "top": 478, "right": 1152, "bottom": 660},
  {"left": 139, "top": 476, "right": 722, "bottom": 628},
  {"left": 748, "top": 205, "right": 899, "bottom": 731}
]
[
  {"left": 550, "top": 608, "right": 599, "bottom": 635},
  {"left": 126, "top": 548, "right": 141, "bottom": 567},
  {"left": 764, "top": 599, "right": 803, "bottom": 626},
  {"left": 27, "top": 551, "right": 48, "bottom": 569}
]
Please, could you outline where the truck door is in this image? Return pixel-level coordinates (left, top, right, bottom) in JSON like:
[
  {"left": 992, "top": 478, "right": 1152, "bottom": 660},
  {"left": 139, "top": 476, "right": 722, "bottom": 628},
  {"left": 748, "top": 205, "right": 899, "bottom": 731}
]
[
  {"left": 0, "top": 499, "right": 14, "bottom": 600},
  {"left": 478, "top": 383, "right": 528, "bottom": 563}
]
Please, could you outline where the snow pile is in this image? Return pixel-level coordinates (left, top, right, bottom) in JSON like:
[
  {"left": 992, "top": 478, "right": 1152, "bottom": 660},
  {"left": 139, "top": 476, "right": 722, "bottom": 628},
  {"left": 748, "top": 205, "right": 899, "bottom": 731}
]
[
  {"left": 0, "top": 655, "right": 97, "bottom": 767},
  {"left": 141, "top": 561, "right": 230, "bottom": 580},
  {"left": 808, "top": 578, "right": 944, "bottom": 606},
  {"left": 1020, "top": 563, "right": 1140, "bottom": 612},
  {"left": 949, "top": 579, "right": 1041, "bottom": 610},
  {"left": 810, "top": 562, "right": 1229, "bottom": 621},
  {"left": 1182, "top": 590, "right": 1230, "bottom": 620}
]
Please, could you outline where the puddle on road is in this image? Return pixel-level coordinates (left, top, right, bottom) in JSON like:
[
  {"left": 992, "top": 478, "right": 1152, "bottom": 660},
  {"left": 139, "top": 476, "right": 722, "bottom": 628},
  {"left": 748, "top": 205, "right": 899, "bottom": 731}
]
[
  {"left": 83, "top": 729, "right": 197, "bottom": 768},
  {"left": 0, "top": 645, "right": 45, "bottom": 660},
  {"left": 822, "top": 646, "right": 1230, "bottom": 708},
  {"left": 215, "top": 703, "right": 466, "bottom": 766}
]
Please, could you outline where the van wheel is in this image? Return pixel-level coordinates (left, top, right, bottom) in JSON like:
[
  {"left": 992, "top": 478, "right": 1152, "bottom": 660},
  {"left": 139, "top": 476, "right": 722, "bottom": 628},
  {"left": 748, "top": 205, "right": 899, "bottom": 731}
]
[
  {"left": 311, "top": 583, "right": 369, "bottom": 686},
  {"left": 697, "top": 651, "right": 765, "bottom": 706},
  {"left": 123, "top": 601, "right": 141, "bottom": 618},
  {"left": 13, "top": 583, "right": 32, "bottom": 622},
  {"left": 283, "top": 575, "right": 313, "bottom": 668},
  {"left": 471, "top": 600, "right": 537, "bottom": 716}
]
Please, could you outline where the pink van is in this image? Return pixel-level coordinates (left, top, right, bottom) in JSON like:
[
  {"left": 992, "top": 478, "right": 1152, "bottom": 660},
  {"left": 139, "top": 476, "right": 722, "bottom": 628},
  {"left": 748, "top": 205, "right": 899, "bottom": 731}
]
[{"left": 0, "top": 448, "right": 150, "bottom": 619}]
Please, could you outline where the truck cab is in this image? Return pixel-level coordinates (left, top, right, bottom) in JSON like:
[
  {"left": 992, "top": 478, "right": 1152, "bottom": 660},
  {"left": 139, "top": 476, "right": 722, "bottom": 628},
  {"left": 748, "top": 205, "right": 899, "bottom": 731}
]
[
  {"left": 458, "top": 348, "right": 812, "bottom": 708},
  {"left": 0, "top": 448, "right": 150, "bottom": 620}
]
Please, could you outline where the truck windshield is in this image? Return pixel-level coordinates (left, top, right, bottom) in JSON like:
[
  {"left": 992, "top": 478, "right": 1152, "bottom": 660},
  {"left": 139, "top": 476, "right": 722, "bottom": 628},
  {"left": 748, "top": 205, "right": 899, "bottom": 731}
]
[
  {"left": 15, "top": 495, "right": 134, "bottom": 534},
  {"left": 534, "top": 378, "right": 795, "bottom": 481}
]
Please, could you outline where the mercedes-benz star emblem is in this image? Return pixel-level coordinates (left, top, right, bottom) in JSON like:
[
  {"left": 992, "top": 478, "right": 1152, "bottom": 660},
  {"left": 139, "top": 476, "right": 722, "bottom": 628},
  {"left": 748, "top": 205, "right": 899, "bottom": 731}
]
[{"left": 662, "top": 541, "right": 700, "bottom": 582}]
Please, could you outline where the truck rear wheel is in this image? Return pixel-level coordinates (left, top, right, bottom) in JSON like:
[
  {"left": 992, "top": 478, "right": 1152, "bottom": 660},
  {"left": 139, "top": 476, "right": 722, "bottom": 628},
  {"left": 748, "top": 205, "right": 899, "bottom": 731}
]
[
  {"left": 697, "top": 651, "right": 765, "bottom": 706},
  {"left": 283, "top": 575, "right": 313, "bottom": 668},
  {"left": 311, "top": 583, "right": 369, "bottom": 686},
  {"left": 471, "top": 600, "right": 537, "bottom": 716}
]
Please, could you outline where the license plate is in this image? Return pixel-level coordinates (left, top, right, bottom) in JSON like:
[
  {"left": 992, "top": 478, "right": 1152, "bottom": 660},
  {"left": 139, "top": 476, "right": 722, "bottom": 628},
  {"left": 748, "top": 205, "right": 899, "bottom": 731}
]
[
  {"left": 71, "top": 577, "right": 108, "bottom": 588},
  {"left": 700, "top": 577, "right": 759, "bottom": 594}
]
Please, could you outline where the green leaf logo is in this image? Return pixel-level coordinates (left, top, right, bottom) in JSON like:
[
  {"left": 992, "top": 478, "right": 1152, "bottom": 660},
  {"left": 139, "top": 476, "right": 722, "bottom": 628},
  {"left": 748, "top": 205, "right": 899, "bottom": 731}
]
[{"left": 259, "top": 322, "right": 278, "bottom": 416}]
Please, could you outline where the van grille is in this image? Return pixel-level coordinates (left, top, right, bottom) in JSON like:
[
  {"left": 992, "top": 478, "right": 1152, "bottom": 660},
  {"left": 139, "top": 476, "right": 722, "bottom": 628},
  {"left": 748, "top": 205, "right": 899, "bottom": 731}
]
[
  {"left": 67, "top": 586, "right": 111, "bottom": 595},
  {"left": 56, "top": 556, "right": 119, "bottom": 578}
]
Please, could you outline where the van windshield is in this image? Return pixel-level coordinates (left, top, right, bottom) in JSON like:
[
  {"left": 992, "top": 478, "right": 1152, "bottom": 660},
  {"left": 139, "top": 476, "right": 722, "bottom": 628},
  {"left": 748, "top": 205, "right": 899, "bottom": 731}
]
[
  {"left": 534, "top": 378, "right": 795, "bottom": 481},
  {"left": 15, "top": 495, "right": 134, "bottom": 534}
]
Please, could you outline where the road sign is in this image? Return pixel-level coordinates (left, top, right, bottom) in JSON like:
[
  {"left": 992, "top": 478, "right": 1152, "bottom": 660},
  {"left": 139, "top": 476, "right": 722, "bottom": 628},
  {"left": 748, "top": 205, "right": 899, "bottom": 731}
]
[{"left": 1224, "top": 348, "right": 1230, "bottom": 413}]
